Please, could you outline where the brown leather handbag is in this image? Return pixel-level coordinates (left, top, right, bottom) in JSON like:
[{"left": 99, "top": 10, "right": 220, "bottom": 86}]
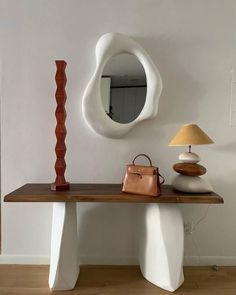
[{"left": 122, "top": 154, "right": 165, "bottom": 197}]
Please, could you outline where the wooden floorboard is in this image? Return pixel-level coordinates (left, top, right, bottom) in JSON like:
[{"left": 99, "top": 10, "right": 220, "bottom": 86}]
[{"left": 0, "top": 265, "right": 235, "bottom": 294}]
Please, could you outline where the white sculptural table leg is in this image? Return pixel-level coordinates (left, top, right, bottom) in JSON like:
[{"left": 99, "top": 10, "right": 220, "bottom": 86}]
[
  {"left": 139, "top": 204, "right": 184, "bottom": 292},
  {"left": 49, "top": 202, "right": 79, "bottom": 290}
]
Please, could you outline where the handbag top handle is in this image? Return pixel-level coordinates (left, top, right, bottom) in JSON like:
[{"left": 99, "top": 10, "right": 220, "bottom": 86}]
[{"left": 132, "top": 154, "right": 153, "bottom": 166}]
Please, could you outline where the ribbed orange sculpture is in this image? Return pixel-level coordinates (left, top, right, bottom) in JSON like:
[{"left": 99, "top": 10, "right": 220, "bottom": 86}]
[{"left": 51, "top": 60, "right": 70, "bottom": 191}]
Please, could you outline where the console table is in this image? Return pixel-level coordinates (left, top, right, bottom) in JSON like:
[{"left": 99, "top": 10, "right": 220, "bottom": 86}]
[{"left": 4, "top": 184, "right": 223, "bottom": 292}]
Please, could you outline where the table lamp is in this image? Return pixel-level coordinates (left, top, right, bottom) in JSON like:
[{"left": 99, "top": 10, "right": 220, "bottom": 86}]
[{"left": 168, "top": 123, "right": 214, "bottom": 193}]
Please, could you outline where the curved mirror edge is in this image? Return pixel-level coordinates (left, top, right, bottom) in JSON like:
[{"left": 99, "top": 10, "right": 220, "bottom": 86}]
[{"left": 82, "top": 32, "right": 162, "bottom": 138}]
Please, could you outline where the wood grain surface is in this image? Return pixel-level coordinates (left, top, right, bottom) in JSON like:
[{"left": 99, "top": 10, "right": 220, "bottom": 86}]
[
  {"left": 4, "top": 183, "right": 224, "bottom": 204},
  {"left": 173, "top": 162, "right": 207, "bottom": 176},
  {"left": 0, "top": 265, "right": 235, "bottom": 295}
]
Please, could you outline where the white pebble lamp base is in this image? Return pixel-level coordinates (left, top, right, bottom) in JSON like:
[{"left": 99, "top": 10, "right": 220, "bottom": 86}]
[
  {"left": 172, "top": 175, "right": 213, "bottom": 193},
  {"left": 178, "top": 152, "right": 200, "bottom": 163}
]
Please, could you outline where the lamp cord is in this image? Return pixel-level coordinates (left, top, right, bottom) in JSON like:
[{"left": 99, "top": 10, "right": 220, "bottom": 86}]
[
  {"left": 186, "top": 204, "right": 211, "bottom": 265},
  {"left": 192, "top": 204, "right": 211, "bottom": 231}
]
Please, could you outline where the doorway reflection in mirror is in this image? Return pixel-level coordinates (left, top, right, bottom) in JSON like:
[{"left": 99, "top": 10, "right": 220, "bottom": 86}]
[{"left": 101, "top": 54, "right": 146, "bottom": 124}]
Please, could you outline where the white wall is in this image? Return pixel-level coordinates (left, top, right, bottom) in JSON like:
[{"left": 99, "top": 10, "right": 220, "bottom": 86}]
[{"left": 1, "top": 0, "right": 236, "bottom": 265}]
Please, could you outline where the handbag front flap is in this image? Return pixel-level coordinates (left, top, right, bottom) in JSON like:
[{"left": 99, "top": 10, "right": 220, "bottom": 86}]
[{"left": 127, "top": 164, "right": 157, "bottom": 175}]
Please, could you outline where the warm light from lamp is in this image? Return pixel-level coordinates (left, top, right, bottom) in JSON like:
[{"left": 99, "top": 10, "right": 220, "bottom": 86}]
[{"left": 168, "top": 124, "right": 214, "bottom": 146}]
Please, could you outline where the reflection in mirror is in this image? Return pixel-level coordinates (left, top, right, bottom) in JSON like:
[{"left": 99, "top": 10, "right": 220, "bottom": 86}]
[{"left": 101, "top": 54, "right": 146, "bottom": 124}]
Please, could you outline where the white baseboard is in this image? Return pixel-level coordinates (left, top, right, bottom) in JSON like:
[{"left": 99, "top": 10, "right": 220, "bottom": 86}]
[
  {"left": 79, "top": 255, "right": 139, "bottom": 265},
  {"left": 80, "top": 255, "right": 236, "bottom": 266},
  {"left": 0, "top": 255, "right": 50, "bottom": 264},
  {"left": 0, "top": 254, "right": 138, "bottom": 265},
  {"left": 0, "top": 254, "right": 236, "bottom": 266},
  {"left": 184, "top": 256, "right": 236, "bottom": 266}
]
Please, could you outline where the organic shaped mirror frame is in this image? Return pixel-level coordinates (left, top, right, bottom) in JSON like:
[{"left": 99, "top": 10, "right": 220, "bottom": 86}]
[{"left": 82, "top": 32, "right": 162, "bottom": 138}]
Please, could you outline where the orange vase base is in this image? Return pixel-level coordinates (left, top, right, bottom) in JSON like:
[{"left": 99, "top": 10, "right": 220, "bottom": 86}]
[{"left": 51, "top": 182, "right": 70, "bottom": 191}]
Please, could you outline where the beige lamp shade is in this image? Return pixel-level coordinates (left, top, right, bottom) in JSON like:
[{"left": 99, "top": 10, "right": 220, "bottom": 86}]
[{"left": 168, "top": 124, "right": 214, "bottom": 146}]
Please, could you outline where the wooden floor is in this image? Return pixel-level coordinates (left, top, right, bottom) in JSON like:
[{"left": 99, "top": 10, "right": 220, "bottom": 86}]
[{"left": 0, "top": 265, "right": 235, "bottom": 295}]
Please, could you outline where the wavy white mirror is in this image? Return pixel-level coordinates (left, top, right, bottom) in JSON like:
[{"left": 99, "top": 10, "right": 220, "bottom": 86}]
[{"left": 82, "top": 32, "right": 162, "bottom": 138}]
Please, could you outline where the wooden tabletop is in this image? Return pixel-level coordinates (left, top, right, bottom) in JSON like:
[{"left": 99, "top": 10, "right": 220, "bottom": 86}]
[{"left": 4, "top": 183, "right": 224, "bottom": 204}]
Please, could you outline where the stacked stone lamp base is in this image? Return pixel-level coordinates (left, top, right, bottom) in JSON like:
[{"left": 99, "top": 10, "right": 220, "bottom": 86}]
[{"left": 172, "top": 152, "right": 213, "bottom": 193}]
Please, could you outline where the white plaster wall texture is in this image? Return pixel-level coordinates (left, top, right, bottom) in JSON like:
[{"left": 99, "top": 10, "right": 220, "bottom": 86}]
[{"left": 1, "top": 0, "right": 236, "bottom": 264}]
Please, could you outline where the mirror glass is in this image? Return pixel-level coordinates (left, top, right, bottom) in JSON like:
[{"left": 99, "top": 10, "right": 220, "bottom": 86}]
[{"left": 100, "top": 54, "right": 147, "bottom": 124}]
